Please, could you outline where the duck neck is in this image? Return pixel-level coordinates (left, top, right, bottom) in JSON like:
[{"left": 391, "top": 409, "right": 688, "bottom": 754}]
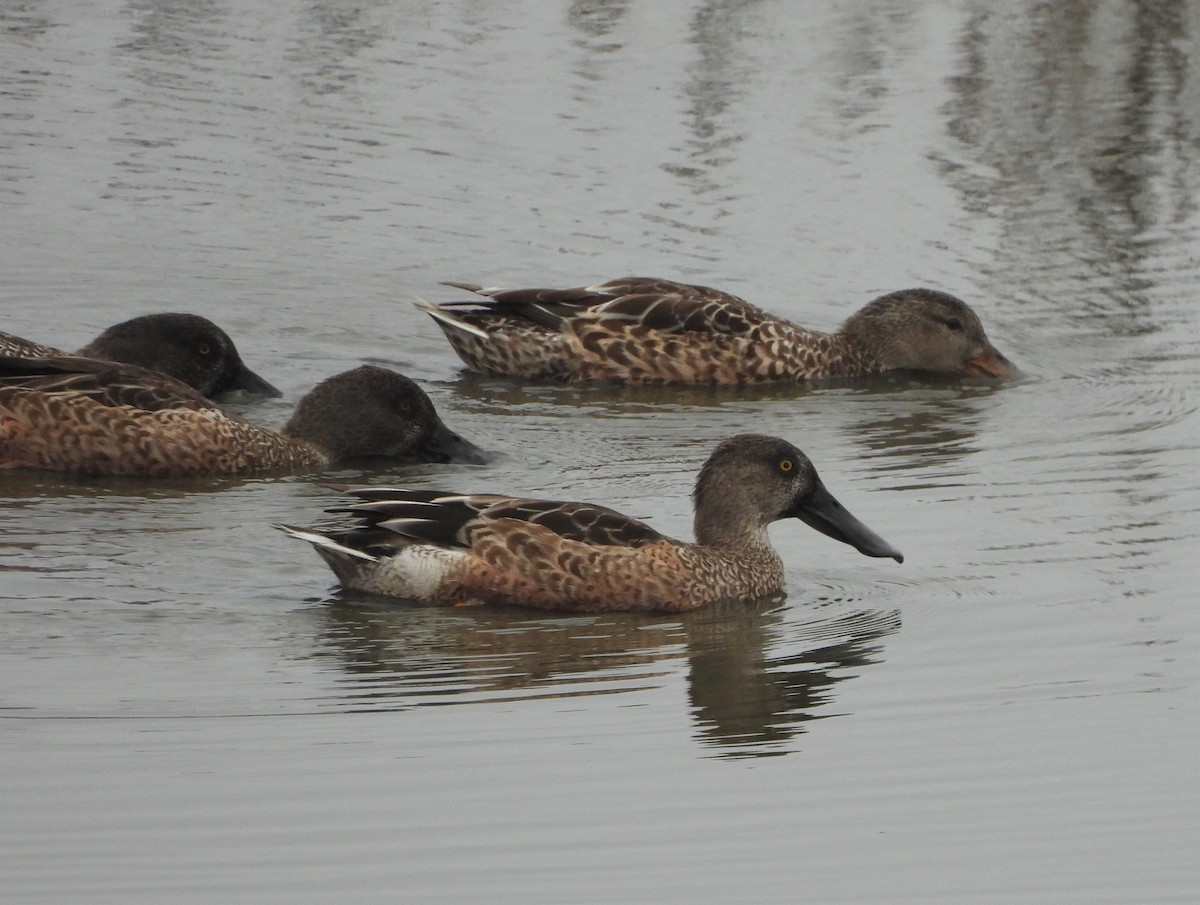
[
  {"left": 693, "top": 513, "right": 784, "bottom": 594},
  {"left": 694, "top": 508, "right": 774, "bottom": 552}
]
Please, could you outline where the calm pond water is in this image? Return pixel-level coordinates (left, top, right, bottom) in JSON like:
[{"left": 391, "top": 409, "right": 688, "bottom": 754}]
[{"left": 2, "top": 1, "right": 1198, "bottom": 902}]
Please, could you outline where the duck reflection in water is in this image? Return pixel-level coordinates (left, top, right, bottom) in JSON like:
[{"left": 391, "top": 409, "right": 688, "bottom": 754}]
[{"left": 308, "top": 595, "right": 899, "bottom": 758}]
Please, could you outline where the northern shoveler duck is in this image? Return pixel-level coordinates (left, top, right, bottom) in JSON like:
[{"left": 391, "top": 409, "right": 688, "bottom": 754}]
[
  {"left": 278, "top": 434, "right": 903, "bottom": 612},
  {"left": 0, "top": 356, "right": 487, "bottom": 476},
  {"left": 417, "top": 277, "right": 1018, "bottom": 384},
  {"left": 0, "top": 313, "right": 280, "bottom": 399}
]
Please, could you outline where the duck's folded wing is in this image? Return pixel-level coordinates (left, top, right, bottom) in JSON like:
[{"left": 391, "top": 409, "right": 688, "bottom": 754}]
[
  {"left": 443, "top": 277, "right": 772, "bottom": 336},
  {"left": 478, "top": 499, "right": 665, "bottom": 548},
  {"left": 0, "top": 355, "right": 214, "bottom": 412},
  {"left": 328, "top": 490, "right": 508, "bottom": 550},
  {"left": 0, "top": 331, "right": 63, "bottom": 358},
  {"left": 330, "top": 488, "right": 664, "bottom": 551}
]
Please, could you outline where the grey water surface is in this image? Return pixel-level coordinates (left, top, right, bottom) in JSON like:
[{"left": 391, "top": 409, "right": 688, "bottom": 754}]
[{"left": 2, "top": 2, "right": 1198, "bottom": 903}]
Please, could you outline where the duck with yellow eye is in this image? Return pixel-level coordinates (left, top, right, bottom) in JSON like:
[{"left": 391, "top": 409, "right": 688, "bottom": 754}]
[
  {"left": 0, "top": 357, "right": 488, "bottom": 476},
  {"left": 279, "top": 434, "right": 903, "bottom": 613}
]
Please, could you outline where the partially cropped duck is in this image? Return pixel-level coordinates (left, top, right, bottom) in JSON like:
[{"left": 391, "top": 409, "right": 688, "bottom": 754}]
[
  {"left": 0, "top": 312, "right": 280, "bottom": 399},
  {"left": 0, "top": 356, "right": 487, "bottom": 477},
  {"left": 417, "top": 277, "right": 1018, "bottom": 384},
  {"left": 279, "top": 434, "right": 903, "bottom": 613}
]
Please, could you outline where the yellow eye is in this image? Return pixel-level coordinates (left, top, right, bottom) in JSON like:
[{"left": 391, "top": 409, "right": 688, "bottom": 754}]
[
  {"left": 197, "top": 344, "right": 211, "bottom": 356},
  {"left": 779, "top": 458, "right": 793, "bottom": 473}
]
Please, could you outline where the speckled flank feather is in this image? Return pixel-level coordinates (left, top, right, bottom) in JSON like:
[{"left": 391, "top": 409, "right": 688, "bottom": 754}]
[
  {"left": 1, "top": 393, "right": 323, "bottom": 476},
  {"left": 281, "top": 434, "right": 904, "bottom": 612},
  {"left": 447, "top": 530, "right": 787, "bottom": 612},
  {"left": 418, "top": 277, "right": 1017, "bottom": 385},
  {"left": 0, "top": 357, "right": 486, "bottom": 477},
  {"left": 0, "top": 358, "right": 320, "bottom": 476}
]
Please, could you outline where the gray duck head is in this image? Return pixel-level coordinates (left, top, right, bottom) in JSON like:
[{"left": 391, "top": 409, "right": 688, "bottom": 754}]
[
  {"left": 838, "top": 289, "right": 1018, "bottom": 379},
  {"left": 692, "top": 433, "right": 903, "bottom": 561}
]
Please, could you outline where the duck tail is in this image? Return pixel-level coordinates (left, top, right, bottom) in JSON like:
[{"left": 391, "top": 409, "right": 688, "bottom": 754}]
[
  {"left": 413, "top": 298, "right": 489, "bottom": 340},
  {"left": 275, "top": 524, "right": 379, "bottom": 562}
]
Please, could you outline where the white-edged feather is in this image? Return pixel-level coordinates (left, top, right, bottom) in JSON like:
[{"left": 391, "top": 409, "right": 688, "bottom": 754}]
[
  {"left": 275, "top": 524, "right": 378, "bottom": 562},
  {"left": 413, "top": 298, "right": 489, "bottom": 339}
]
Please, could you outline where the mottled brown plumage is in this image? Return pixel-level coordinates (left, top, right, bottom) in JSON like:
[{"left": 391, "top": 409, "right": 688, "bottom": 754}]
[
  {"left": 0, "top": 313, "right": 280, "bottom": 398},
  {"left": 0, "top": 356, "right": 487, "bottom": 477},
  {"left": 417, "top": 277, "right": 1018, "bottom": 385},
  {"left": 279, "top": 434, "right": 903, "bottom": 613}
]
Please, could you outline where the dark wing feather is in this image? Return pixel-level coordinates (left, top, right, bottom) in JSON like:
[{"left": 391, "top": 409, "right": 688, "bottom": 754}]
[
  {"left": 326, "top": 489, "right": 508, "bottom": 549},
  {"left": 324, "top": 486, "right": 456, "bottom": 504},
  {"left": 593, "top": 293, "right": 766, "bottom": 334},
  {"left": 441, "top": 277, "right": 772, "bottom": 336},
  {"left": 324, "top": 487, "right": 664, "bottom": 551},
  {"left": 438, "top": 283, "right": 595, "bottom": 330},
  {"left": 480, "top": 499, "right": 665, "bottom": 548},
  {"left": 0, "top": 332, "right": 63, "bottom": 358}
]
